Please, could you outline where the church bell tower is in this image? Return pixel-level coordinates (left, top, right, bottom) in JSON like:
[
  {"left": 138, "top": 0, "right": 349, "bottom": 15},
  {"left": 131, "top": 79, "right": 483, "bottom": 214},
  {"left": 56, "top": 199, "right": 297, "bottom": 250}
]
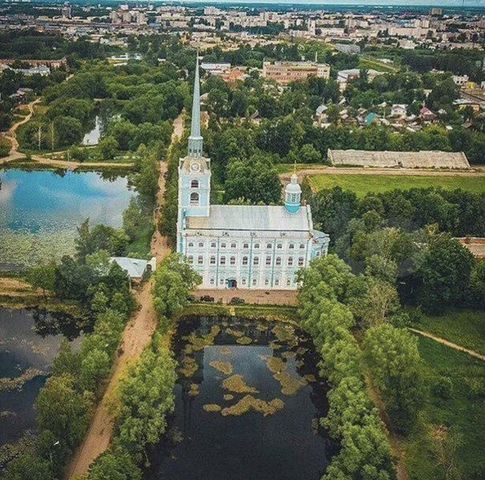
[{"left": 177, "top": 54, "right": 211, "bottom": 221}]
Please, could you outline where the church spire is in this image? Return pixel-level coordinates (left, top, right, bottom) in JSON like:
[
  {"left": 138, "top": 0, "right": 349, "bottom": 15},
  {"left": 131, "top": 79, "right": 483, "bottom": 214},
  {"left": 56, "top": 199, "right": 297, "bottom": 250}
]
[{"left": 188, "top": 52, "right": 203, "bottom": 157}]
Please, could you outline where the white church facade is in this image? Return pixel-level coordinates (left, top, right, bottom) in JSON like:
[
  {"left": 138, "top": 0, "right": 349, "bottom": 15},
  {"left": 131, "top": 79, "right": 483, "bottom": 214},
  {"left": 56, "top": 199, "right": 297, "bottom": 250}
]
[{"left": 176, "top": 58, "right": 329, "bottom": 290}]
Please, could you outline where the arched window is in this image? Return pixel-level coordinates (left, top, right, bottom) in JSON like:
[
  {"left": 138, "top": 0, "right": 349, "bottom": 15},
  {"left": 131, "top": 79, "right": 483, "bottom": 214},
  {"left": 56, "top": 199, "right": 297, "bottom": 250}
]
[
  {"left": 190, "top": 192, "right": 199, "bottom": 206},
  {"left": 191, "top": 179, "right": 199, "bottom": 188}
]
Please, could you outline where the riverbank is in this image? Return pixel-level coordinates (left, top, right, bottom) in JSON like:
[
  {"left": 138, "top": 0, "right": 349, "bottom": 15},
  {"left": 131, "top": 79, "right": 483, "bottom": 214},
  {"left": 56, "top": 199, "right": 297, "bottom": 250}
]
[
  {"left": 0, "top": 156, "right": 135, "bottom": 172},
  {"left": 0, "top": 277, "right": 81, "bottom": 316},
  {"left": 180, "top": 303, "right": 299, "bottom": 324}
]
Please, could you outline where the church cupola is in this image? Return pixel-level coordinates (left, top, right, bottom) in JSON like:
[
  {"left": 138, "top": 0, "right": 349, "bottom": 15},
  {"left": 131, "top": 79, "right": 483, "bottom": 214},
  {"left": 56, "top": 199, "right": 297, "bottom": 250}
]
[{"left": 284, "top": 173, "right": 302, "bottom": 214}]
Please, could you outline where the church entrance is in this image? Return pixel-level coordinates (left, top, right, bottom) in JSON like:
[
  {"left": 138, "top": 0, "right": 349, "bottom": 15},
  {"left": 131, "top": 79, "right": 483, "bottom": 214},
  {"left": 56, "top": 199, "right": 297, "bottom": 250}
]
[{"left": 227, "top": 278, "right": 237, "bottom": 289}]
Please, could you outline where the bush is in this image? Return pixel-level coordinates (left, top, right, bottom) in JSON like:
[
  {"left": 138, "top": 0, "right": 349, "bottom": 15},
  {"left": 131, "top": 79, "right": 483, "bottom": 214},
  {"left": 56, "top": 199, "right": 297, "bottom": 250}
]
[
  {"left": 432, "top": 375, "right": 454, "bottom": 400},
  {"left": 0, "top": 135, "right": 11, "bottom": 157}
]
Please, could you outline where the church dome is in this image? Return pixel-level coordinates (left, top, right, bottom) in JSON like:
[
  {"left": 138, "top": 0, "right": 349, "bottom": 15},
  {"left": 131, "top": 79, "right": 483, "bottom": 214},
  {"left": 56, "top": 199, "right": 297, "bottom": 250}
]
[
  {"left": 285, "top": 173, "right": 302, "bottom": 194},
  {"left": 284, "top": 174, "right": 302, "bottom": 214}
]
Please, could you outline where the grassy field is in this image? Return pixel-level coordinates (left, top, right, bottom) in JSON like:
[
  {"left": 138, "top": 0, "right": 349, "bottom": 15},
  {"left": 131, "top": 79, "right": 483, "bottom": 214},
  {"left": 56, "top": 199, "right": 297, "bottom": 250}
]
[
  {"left": 359, "top": 57, "right": 400, "bottom": 73},
  {"left": 416, "top": 309, "right": 485, "bottom": 355},
  {"left": 307, "top": 174, "right": 485, "bottom": 197},
  {"left": 404, "top": 337, "right": 485, "bottom": 480}
]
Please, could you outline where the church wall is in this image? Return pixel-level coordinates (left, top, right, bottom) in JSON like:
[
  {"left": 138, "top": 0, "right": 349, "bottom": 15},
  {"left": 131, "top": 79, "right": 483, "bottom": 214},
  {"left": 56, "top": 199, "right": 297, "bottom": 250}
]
[{"left": 181, "top": 232, "right": 314, "bottom": 290}]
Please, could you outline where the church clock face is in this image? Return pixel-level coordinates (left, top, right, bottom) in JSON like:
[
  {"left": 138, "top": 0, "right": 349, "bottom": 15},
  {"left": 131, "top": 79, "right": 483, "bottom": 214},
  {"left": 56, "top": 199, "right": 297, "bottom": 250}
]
[{"left": 190, "top": 161, "right": 201, "bottom": 173}]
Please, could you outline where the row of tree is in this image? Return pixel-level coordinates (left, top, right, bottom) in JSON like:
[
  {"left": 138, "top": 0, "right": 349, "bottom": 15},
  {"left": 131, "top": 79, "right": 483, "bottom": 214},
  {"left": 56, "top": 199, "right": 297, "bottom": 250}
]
[
  {"left": 298, "top": 255, "right": 395, "bottom": 478},
  {"left": 4, "top": 264, "right": 135, "bottom": 479},
  {"left": 86, "top": 254, "right": 201, "bottom": 478}
]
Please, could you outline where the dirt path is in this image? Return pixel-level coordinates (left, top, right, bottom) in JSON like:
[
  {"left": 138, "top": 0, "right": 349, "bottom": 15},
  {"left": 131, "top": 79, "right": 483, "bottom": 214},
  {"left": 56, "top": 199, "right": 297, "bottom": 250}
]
[
  {"left": 66, "top": 112, "right": 184, "bottom": 479},
  {"left": 2, "top": 98, "right": 40, "bottom": 161},
  {"left": 366, "top": 378, "right": 409, "bottom": 480},
  {"left": 409, "top": 328, "right": 485, "bottom": 361}
]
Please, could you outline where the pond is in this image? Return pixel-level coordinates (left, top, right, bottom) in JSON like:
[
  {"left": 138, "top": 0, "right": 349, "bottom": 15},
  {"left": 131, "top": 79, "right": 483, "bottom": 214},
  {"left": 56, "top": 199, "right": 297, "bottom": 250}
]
[
  {"left": 0, "top": 307, "right": 82, "bottom": 448},
  {"left": 82, "top": 115, "right": 104, "bottom": 146},
  {"left": 145, "top": 316, "right": 334, "bottom": 480},
  {"left": 0, "top": 168, "right": 135, "bottom": 270}
]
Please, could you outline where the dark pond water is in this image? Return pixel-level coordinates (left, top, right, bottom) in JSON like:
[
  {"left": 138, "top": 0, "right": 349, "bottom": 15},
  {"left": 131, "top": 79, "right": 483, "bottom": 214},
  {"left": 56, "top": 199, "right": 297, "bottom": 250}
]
[
  {"left": 145, "top": 316, "right": 334, "bottom": 480},
  {"left": 0, "top": 308, "right": 82, "bottom": 447}
]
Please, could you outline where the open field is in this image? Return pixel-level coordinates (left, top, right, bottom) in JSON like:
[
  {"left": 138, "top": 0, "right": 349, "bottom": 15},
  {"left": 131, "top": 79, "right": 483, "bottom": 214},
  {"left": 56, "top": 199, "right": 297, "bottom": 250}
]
[
  {"left": 416, "top": 309, "right": 485, "bottom": 356},
  {"left": 307, "top": 173, "right": 485, "bottom": 196},
  {"left": 403, "top": 337, "right": 485, "bottom": 480},
  {"left": 359, "top": 56, "right": 400, "bottom": 73}
]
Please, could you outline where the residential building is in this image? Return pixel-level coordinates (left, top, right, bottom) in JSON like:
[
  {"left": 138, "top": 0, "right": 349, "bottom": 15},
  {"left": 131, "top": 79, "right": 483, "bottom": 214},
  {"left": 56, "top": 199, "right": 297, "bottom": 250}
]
[{"left": 262, "top": 61, "right": 330, "bottom": 85}]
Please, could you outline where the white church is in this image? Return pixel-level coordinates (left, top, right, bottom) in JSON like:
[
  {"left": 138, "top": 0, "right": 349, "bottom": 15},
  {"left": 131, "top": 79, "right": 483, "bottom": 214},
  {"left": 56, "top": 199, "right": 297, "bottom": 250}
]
[{"left": 176, "top": 58, "right": 329, "bottom": 290}]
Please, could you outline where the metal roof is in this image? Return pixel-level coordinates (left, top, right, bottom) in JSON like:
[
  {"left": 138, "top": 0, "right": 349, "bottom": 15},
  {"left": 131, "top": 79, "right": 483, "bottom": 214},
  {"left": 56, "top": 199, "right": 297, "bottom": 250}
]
[
  {"left": 111, "top": 257, "right": 148, "bottom": 279},
  {"left": 186, "top": 205, "right": 312, "bottom": 232},
  {"left": 328, "top": 149, "right": 470, "bottom": 169}
]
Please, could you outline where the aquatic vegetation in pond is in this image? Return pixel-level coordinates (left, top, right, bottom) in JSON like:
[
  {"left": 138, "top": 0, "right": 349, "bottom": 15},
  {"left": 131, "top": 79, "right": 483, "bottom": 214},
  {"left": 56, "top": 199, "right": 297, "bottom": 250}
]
[
  {"left": 187, "top": 325, "right": 221, "bottom": 351},
  {"left": 0, "top": 368, "right": 44, "bottom": 392},
  {"left": 0, "top": 308, "right": 82, "bottom": 447},
  {"left": 265, "top": 356, "right": 286, "bottom": 374},
  {"left": 235, "top": 336, "right": 252, "bottom": 345},
  {"left": 203, "top": 404, "right": 222, "bottom": 413},
  {"left": 209, "top": 361, "right": 233, "bottom": 376},
  {"left": 180, "top": 357, "right": 198, "bottom": 378},
  {"left": 220, "top": 395, "right": 284, "bottom": 417},
  {"left": 222, "top": 374, "right": 259, "bottom": 394},
  {"left": 145, "top": 316, "right": 334, "bottom": 480},
  {"left": 274, "top": 371, "right": 307, "bottom": 396},
  {"left": 272, "top": 324, "right": 296, "bottom": 343},
  {"left": 188, "top": 384, "right": 200, "bottom": 397},
  {"left": 0, "top": 169, "right": 135, "bottom": 270},
  {"left": 226, "top": 327, "right": 244, "bottom": 338}
]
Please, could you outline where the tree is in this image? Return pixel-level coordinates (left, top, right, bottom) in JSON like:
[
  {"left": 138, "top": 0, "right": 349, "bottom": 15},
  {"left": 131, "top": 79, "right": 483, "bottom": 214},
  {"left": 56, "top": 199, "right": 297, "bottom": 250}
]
[
  {"left": 418, "top": 234, "right": 475, "bottom": 313},
  {"left": 36, "top": 373, "right": 92, "bottom": 449},
  {"left": 98, "top": 135, "right": 119, "bottom": 160},
  {"left": 88, "top": 450, "right": 142, "bottom": 480},
  {"left": 224, "top": 153, "right": 282, "bottom": 205},
  {"left": 27, "top": 263, "right": 56, "bottom": 296},
  {"left": 2, "top": 454, "right": 53, "bottom": 480},
  {"left": 0, "top": 135, "right": 11, "bottom": 157},
  {"left": 52, "top": 115, "right": 83, "bottom": 148},
  {"left": 429, "top": 426, "right": 464, "bottom": 480},
  {"left": 75, "top": 219, "right": 128, "bottom": 262},
  {"left": 363, "top": 324, "right": 425, "bottom": 433},
  {"left": 152, "top": 253, "right": 201, "bottom": 320},
  {"left": 311, "top": 187, "right": 359, "bottom": 242},
  {"left": 116, "top": 343, "right": 176, "bottom": 457}
]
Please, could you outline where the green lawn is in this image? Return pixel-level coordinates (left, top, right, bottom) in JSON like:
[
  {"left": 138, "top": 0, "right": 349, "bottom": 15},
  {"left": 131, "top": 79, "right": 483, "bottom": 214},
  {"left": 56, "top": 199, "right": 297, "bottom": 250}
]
[
  {"left": 404, "top": 337, "right": 485, "bottom": 480},
  {"left": 359, "top": 57, "right": 400, "bottom": 73},
  {"left": 416, "top": 309, "right": 485, "bottom": 355},
  {"left": 308, "top": 174, "right": 485, "bottom": 197}
]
